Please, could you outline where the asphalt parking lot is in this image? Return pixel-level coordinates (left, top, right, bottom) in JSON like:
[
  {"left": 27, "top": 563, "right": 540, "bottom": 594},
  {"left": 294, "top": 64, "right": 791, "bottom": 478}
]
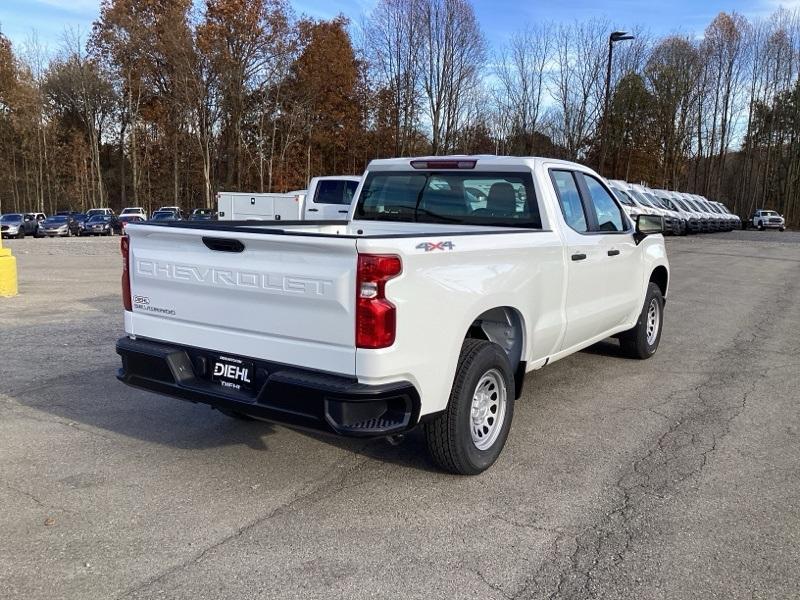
[{"left": 1, "top": 231, "right": 798, "bottom": 600}]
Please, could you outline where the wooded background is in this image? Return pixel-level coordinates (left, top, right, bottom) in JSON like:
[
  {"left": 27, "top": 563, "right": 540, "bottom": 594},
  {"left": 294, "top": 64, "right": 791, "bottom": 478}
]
[{"left": 1, "top": 0, "right": 799, "bottom": 226}]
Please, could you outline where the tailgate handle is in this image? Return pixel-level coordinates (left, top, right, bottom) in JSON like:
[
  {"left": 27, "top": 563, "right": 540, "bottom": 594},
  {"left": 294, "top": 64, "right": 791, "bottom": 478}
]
[{"left": 203, "top": 237, "right": 245, "bottom": 253}]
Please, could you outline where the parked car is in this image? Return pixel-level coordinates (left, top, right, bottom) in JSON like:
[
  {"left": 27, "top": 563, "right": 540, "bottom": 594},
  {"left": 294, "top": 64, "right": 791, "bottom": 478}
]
[
  {"left": 749, "top": 209, "right": 784, "bottom": 231},
  {"left": 2, "top": 213, "right": 34, "bottom": 238},
  {"left": 86, "top": 208, "right": 115, "bottom": 218},
  {"left": 189, "top": 208, "right": 217, "bottom": 221},
  {"left": 714, "top": 202, "right": 741, "bottom": 229},
  {"left": 651, "top": 190, "right": 688, "bottom": 235},
  {"left": 150, "top": 210, "right": 181, "bottom": 222},
  {"left": 118, "top": 215, "right": 146, "bottom": 231},
  {"left": 37, "top": 215, "right": 79, "bottom": 237},
  {"left": 116, "top": 155, "right": 670, "bottom": 475},
  {"left": 667, "top": 194, "right": 703, "bottom": 233},
  {"left": 73, "top": 213, "right": 89, "bottom": 234},
  {"left": 705, "top": 200, "right": 736, "bottom": 231},
  {"left": 120, "top": 207, "right": 148, "bottom": 220},
  {"left": 82, "top": 214, "right": 121, "bottom": 236},
  {"left": 156, "top": 206, "right": 185, "bottom": 219},
  {"left": 1, "top": 213, "right": 44, "bottom": 238},
  {"left": 626, "top": 186, "right": 677, "bottom": 235}
]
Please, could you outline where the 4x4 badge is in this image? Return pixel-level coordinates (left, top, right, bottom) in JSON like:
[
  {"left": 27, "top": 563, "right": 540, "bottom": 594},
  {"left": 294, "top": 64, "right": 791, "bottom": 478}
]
[{"left": 416, "top": 241, "right": 455, "bottom": 252}]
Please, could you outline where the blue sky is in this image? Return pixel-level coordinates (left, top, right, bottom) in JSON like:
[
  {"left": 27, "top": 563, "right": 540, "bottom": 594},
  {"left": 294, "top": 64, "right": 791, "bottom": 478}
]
[{"left": 0, "top": 0, "right": 796, "bottom": 55}]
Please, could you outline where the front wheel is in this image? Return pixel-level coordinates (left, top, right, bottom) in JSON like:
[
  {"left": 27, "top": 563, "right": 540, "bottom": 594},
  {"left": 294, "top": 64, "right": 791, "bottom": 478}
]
[
  {"left": 619, "top": 282, "right": 664, "bottom": 359},
  {"left": 757, "top": 221, "right": 764, "bottom": 231},
  {"left": 16, "top": 231, "right": 24, "bottom": 239},
  {"left": 425, "top": 339, "right": 515, "bottom": 475}
]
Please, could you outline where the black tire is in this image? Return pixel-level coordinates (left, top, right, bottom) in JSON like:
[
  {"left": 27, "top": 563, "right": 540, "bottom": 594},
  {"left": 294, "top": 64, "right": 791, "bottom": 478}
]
[
  {"left": 779, "top": 227, "right": 785, "bottom": 232},
  {"left": 16, "top": 230, "right": 24, "bottom": 239},
  {"left": 425, "top": 339, "right": 515, "bottom": 475},
  {"left": 758, "top": 220, "right": 764, "bottom": 231},
  {"left": 619, "top": 282, "right": 664, "bottom": 359}
]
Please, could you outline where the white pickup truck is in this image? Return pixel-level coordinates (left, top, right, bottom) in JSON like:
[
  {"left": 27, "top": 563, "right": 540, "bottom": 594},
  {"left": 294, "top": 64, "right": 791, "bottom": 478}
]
[
  {"left": 217, "top": 176, "right": 361, "bottom": 221},
  {"left": 116, "top": 156, "right": 669, "bottom": 474}
]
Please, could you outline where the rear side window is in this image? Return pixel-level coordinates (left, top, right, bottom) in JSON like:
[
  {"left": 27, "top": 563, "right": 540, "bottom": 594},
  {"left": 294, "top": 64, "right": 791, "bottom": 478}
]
[
  {"left": 582, "top": 175, "right": 625, "bottom": 232},
  {"left": 315, "top": 180, "right": 358, "bottom": 205},
  {"left": 356, "top": 171, "right": 541, "bottom": 228},
  {"left": 551, "top": 170, "right": 587, "bottom": 233}
]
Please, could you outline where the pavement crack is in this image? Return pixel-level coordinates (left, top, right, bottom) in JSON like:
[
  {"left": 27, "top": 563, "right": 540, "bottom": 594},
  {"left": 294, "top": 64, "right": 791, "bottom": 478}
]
[{"left": 532, "top": 274, "right": 799, "bottom": 599}]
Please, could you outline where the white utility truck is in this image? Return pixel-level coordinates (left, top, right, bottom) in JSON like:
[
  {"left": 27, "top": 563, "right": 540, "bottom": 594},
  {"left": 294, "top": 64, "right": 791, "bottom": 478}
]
[
  {"left": 116, "top": 156, "right": 669, "bottom": 474},
  {"left": 217, "top": 176, "right": 361, "bottom": 221}
]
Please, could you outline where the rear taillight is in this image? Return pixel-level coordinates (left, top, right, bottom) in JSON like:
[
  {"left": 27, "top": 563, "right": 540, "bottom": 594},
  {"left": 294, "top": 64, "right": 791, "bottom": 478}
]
[
  {"left": 356, "top": 254, "right": 402, "bottom": 349},
  {"left": 121, "top": 235, "right": 132, "bottom": 311}
]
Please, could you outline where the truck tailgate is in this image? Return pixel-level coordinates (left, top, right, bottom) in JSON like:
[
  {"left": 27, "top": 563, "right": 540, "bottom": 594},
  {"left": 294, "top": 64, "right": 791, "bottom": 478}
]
[{"left": 125, "top": 225, "right": 358, "bottom": 375}]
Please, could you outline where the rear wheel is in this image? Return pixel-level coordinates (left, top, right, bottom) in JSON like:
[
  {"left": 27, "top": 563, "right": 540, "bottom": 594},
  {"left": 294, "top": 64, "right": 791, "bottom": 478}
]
[
  {"left": 619, "top": 282, "right": 664, "bottom": 359},
  {"left": 425, "top": 339, "right": 515, "bottom": 475}
]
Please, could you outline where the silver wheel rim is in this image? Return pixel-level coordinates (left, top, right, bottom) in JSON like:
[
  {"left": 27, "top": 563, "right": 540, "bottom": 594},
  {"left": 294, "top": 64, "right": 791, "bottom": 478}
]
[
  {"left": 646, "top": 298, "right": 660, "bottom": 346},
  {"left": 470, "top": 369, "right": 507, "bottom": 451}
]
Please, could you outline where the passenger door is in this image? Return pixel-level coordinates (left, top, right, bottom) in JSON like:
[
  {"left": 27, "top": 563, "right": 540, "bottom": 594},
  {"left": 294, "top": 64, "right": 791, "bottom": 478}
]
[
  {"left": 550, "top": 170, "right": 609, "bottom": 351},
  {"left": 577, "top": 173, "right": 642, "bottom": 328},
  {"left": 304, "top": 179, "right": 358, "bottom": 220}
]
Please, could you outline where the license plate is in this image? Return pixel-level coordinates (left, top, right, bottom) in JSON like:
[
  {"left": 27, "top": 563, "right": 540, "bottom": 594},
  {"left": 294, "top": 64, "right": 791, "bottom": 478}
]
[{"left": 211, "top": 355, "right": 255, "bottom": 392}]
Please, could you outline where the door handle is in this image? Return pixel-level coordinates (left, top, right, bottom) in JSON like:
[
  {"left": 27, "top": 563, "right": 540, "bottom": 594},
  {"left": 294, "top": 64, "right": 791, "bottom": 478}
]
[
  {"left": 571, "top": 253, "right": 587, "bottom": 261},
  {"left": 607, "top": 249, "right": 620, "bottom": 256},
  {"left": 307, "top": 208, "right": 319, "bottom": 212},
  {"left": 338, "top": 210, "right": 349, "bottom": 214}
]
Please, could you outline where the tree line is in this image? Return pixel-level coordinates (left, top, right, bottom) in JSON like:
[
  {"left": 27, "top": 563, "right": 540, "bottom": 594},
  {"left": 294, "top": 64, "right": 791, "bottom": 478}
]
[{"left": 0, "top": 0, "right": 799, "bottom": 226}]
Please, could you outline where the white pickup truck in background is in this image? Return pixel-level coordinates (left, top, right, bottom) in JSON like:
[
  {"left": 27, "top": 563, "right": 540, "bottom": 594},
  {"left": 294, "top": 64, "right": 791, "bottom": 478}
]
[
  {"left": 116, "top": 156, "right": 669, "bottom": 474},
  {"left": 217, "top": 176, "right": 361, "bottom": 221}
]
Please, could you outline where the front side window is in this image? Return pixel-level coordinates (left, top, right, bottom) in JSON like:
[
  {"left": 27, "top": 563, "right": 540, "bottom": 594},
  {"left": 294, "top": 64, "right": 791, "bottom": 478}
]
[
  {"left": 582, "top": 175, "right": 626, "bottom": 232},
  {"left": 550, "top": 170, "right": 587, "bottom": 233},
  {"left": 356, "top": 171, "right": 541, "bottom": 228}
]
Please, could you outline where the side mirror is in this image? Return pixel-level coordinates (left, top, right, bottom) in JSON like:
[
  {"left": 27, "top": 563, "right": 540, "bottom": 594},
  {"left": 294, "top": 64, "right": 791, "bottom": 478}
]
[{"left": 634, "top": 214, "right": 664, "bottom": 245}]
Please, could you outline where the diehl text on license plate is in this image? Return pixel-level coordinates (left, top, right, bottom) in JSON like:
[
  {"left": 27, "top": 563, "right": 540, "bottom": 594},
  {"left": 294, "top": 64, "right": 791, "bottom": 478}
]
[{"left": 211, "top": 355, "right": 255, "bottom": 392}]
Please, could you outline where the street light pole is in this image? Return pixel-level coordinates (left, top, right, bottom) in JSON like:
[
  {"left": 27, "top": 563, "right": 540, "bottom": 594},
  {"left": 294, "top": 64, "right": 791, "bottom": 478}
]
[{"left": 599, "top": 31, "right": 635, "bottom": 176}]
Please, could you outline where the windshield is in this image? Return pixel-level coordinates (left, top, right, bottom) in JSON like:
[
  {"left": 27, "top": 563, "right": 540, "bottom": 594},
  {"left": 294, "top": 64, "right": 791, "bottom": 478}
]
[
  {"left": 673, "top": 198, "right": 691, "bottom": 212},
  {"left": 121, "top": 208, "right": 141, "bottom": 214},
  {"left": 688, "top": 199, "right": 705, "bottom": 212},
  {"left": 611, "top": 189, "right": 635, "bottom": 206},
  {"left": 1, "top": 214, "right": 23, "bottom": 223},
  {"left": 45, "top": 216, "right": 68, "bottom": 223},
  {"left": 152, "top": 212, "right": 174, "bottom": 220},
  {"left": 355, "top": 171, "right": 541, "bottom": 228},
  {"left": 762, "top": 210, "right": 778, "bottom": 216},
  {"left": 87, "top": 215, "right": 110, "bottom": 223},
  {"left": 657, "top": 196, "right": 675, "bottom": 210}
]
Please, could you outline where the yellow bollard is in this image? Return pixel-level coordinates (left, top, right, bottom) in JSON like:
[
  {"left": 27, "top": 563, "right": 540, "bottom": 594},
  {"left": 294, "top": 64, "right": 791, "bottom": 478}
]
[{"left": 0, "top": 235, "right": 19, "bottom": 297}]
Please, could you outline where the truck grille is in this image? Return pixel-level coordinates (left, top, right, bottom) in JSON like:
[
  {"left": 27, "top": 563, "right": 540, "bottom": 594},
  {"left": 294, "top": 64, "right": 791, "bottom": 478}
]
[{"left": 769, "top": 218, "right": 781, "bottom": 223}]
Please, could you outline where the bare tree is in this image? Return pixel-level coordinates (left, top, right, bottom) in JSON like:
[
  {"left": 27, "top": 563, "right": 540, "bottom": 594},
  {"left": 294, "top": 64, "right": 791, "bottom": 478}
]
[
  {"left": 549, "top": 19, "right": 608, "bottom": 160},
  {"left": 419, "top": 0, "right": 486, "bottom": 154},
  {"left": 365, "top": 0, "right": 423, "bottom": 156},
  {"left": 493, "top": 24, "right": 552, "bottom": 155}
]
